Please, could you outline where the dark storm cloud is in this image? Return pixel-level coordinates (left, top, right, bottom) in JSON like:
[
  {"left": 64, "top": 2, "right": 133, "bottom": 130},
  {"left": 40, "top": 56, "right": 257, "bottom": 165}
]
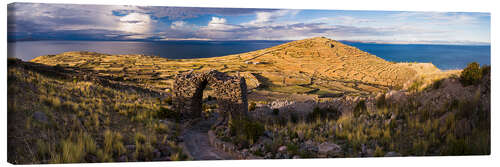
[{"left": 134, "top": 6, "right": 277, "bottom": 19}]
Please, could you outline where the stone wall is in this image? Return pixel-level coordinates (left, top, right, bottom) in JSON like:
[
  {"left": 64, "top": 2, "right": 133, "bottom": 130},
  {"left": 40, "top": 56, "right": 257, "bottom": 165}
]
[{"left": 172, "top": 70, "right": 248, "bottom": 123}]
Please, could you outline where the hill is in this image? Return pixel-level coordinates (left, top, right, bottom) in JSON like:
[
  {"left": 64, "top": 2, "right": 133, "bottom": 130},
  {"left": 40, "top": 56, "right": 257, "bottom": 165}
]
[{"left": 30, "top": 37, "right": 456, "bottom": 98}]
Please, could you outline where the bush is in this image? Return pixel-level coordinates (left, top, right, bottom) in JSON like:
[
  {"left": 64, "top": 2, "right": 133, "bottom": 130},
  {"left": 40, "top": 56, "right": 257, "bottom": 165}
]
[{"left": 460, "top": 62, "right": 482, "bottom": 86}]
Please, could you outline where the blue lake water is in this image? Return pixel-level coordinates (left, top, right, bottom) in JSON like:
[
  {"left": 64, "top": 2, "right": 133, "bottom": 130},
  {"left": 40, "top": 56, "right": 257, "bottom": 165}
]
[
  {"left": 342, "top": 41, "right": 491, "bottom": 70},
  {"left": 8, "top": 40, "right": 490, "bottom": 70}
]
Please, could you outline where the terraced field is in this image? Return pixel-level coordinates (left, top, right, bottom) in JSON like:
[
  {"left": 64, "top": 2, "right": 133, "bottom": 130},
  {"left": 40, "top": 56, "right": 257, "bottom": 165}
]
[{"left": 31, "top": 37, "right": 455, "bottom": 97}]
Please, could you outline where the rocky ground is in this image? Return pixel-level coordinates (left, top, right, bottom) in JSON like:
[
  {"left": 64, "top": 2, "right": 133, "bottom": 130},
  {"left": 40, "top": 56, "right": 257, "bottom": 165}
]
[
  {"left": 235, "top": 70, "right": 490, "bottom": 158},
  {"left": 182, "top": 118, "right": 234, "bottom": 160}
]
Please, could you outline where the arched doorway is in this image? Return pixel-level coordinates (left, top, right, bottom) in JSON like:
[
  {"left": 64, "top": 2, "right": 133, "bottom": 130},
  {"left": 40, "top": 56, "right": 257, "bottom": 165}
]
[{"left": 172, "top": 70, "right": 248, "bottom": 124}]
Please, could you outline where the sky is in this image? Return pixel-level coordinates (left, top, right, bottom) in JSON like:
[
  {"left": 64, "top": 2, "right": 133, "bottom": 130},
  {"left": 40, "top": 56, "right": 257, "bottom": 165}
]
[{"left": 7, "top": 3, "right": 491, "bottom": 44}]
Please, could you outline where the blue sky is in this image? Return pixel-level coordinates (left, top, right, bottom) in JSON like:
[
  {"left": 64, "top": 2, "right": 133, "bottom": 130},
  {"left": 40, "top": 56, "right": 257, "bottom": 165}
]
[{"left": 7, "top": 3, "right": 490, "bottom": 44}]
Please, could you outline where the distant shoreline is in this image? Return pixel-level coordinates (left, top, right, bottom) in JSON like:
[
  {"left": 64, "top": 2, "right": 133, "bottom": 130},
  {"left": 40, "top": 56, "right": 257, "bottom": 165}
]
[{"left": 8, "top": 39, "right": 490, "bottom": 46}]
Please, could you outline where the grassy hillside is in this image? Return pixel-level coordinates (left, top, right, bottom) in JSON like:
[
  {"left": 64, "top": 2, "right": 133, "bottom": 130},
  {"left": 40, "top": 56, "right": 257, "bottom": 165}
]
[
  {"left": 7, "top": 59, "right": 188, "bottom": 164},
  {"left": 8, "top": 37, "right": 486, "bottom": 163},
  {"left": 30, "top": 37, "right": 455, "bottom": 98},
  {"left": 240, "top": 64, "right": 490, "bottom": 158}
]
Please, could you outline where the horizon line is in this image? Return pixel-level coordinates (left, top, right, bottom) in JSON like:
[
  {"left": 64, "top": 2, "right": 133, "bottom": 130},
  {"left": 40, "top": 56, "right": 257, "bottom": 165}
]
[{"left": 8, "top": 38, "right": 491, "bottom": 46}]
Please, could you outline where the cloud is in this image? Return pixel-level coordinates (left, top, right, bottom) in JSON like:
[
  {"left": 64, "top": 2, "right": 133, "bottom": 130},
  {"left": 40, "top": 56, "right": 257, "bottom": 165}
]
[
  {"left": 170, "top": 21, "right": 189, "bottom": 30},
  {"left": 119, "top": 13, "right": 154, "bottom": 34},
  {"left": 311, "top": 16, "right": 375, "bottom": 26},
  {"left": 243, "top": 10, "right": 300, "bottom": 26},
  {"left": 7, "top": 3, "right": 490, "bottom": 44},
  {"left": 204, "top": 17, "right": 241, "bottom": 30},
  {"left": 389, "top": 11, "right": 488, "bottom": 25},
  {"left": 8, "top": 3, "right": 137, "bottom": 37},
  {"left": 135, "top": 7, "right": 277, "bottom": 20}
]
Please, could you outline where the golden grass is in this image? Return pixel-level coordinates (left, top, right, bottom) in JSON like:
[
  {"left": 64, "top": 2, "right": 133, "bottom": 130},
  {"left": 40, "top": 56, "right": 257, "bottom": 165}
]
[
  {"left": 29, "top": 37, "right": 446, "bottom": 96},
  {"left": 7, "top": 64, "right": 185, "bottom": 164}
]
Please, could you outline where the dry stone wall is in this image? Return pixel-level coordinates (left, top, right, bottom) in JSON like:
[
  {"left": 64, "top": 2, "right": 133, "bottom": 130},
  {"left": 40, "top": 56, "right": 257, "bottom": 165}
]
[{"left": 173, "top": 70, "right": 248, "bottom": 123}]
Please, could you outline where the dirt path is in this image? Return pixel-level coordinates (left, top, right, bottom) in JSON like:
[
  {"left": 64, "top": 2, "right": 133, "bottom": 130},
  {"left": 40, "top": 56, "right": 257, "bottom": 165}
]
[{"left": 182, "top": 119, "right": 234, "bottom": 160}]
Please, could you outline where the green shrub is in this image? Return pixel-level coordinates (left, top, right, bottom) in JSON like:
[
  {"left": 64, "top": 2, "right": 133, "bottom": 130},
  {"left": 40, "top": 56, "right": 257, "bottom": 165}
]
[{"left": 460, "top": 62, "right": 482, "bottom": 86}]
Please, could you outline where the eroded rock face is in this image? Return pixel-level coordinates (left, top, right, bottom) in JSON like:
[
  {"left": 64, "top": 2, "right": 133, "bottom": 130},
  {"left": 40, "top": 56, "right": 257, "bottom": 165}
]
[{"left": 173, "top": 70, "right": 248, "bottom": 122}]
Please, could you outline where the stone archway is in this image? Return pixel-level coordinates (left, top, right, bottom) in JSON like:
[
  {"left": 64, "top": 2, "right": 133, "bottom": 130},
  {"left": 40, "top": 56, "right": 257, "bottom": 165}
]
[{"left": 172, "top": 70, "right": 248, "bottom": 124}]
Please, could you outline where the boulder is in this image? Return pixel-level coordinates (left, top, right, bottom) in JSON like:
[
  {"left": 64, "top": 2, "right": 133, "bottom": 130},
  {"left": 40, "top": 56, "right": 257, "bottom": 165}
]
[
  {"left": 385, "top": 151, "right": 402, "bottom": 157},
  {"left": 317, "top": 142, "right": 342, "bottom": 156},
  {"left": 278, "top": 146, "right": 287, "bottom": 152},
  {"left": 33, "top": 111, "right": 48, "bottom": 123}
]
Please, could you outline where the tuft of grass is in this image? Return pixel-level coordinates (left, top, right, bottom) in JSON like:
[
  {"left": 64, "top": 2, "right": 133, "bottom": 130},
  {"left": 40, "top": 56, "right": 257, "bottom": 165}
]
[
  {"left": 374, "top": 146, "right": 384, "bottom": 157},
  {"left": 353, "top": 100, "right": 367, "bottom": 117},
  {"left": 133, "top": 132, "right": 155, "bottom": 161},
  {"left": 249, "top": 102, "right": 257, "bottom": 111},
  {"left": 229, "top": 117, "right": 265, "bottom": 146},
  {"left": 104, "top": 130, "right": 126, "bottom": 156},
  {"left": 60, "top": 139, "right": 86, "bottom": 163},
  {"left": 408, "top": 77, "right": 424, "bottom": 93}
]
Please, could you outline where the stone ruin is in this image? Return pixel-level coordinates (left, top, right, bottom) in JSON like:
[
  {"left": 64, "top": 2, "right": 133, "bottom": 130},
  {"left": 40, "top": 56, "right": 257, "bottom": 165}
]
[{"left": 172, "top": 70, "right": 248, "bottom": 125}]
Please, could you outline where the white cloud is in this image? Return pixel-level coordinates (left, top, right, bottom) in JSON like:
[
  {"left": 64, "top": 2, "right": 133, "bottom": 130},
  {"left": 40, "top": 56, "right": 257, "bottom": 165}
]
[
  {"left": 119, "top": 13, "right": 154, "bottom": 34},
  {"left": 209, "top": 17, "right": 227, "bottom": 24},
  {"left": 170, "top": 21, "right": 187, "bottom": 30},
  {"left": 243, "top": 10, "right": 300, "bottom": 26},
  {"left": 203, "top": 17, "right": 239, "bottom": 31},
  {"left": 390, "top": 12, "right": 486, "bottom": 25}
]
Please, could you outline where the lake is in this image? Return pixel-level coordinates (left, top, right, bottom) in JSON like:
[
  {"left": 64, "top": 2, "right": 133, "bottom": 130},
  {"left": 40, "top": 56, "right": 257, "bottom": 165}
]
[{"left": 8, "top": 40, "right": 490, "bottom": 70}]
